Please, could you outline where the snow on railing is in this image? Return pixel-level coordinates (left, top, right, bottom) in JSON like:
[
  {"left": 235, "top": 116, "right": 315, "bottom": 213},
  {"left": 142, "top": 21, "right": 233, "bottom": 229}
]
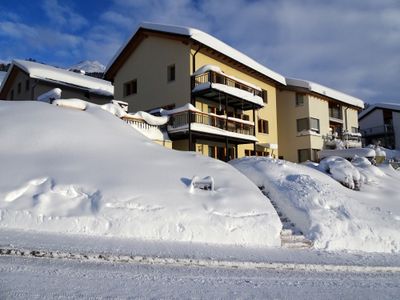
[{"left": 122, "top": 116, "right": 167, "bottom": 141}]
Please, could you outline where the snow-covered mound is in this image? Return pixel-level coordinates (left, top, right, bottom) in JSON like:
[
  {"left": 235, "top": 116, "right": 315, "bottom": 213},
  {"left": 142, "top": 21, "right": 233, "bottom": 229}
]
[
  {"left": 68, "top": 60, "right": 105, "bottom": 73},
  {"left": 0, "top": 101, "right": 281, "bottom": 247},
  {"left": 230, "top": 157, "right": 400, "bottom": 253},
  {"left": 318, "top": 156, "right": 361, "bottom": 190}
]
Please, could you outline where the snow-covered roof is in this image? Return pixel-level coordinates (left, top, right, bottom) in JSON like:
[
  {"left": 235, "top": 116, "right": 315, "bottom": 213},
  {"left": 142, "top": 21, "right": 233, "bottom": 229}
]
[
  {"left": 0, "top": 71, "right": 6, "bottom": 86},
  {"left": 359, "top": 102, "right": 400, "bottom": 120},
  {"left": 286, "top": 77, "right": 364, "bottom": 109},
  {"left": 1, "top": 60, "right": 113, "bottom": 96},
  {"left": 106, "top": 22, "right": 286, "bottom": 85}
]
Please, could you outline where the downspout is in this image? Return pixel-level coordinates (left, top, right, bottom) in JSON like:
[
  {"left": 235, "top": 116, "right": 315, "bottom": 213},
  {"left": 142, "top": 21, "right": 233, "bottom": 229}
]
[
  {"left": 189, "top": 44, "right": 202, "bottom": 152},
  {"left": 344, "top": 107, "right": 349, "bottom": 131}
]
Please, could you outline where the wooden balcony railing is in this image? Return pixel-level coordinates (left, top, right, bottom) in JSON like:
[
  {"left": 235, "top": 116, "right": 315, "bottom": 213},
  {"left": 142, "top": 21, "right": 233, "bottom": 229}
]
[
  {"left": 191, "top": 70, "right": 264, "bottom": 99},
  {"left": 169, "top": 110, "right": 255, "bottom": 136}
]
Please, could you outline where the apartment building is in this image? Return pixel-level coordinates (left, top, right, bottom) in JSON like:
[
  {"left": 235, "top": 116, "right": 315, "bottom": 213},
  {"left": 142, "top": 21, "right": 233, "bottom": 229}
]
[
  {"left": 277, "top": 78, "right": 364, "bottom": 162},
  {"left": 105, "top": 23, "right": 286, "bottom": 161},
  {"left": 359, "top": 103, "right": 400, "bottom": 150}
]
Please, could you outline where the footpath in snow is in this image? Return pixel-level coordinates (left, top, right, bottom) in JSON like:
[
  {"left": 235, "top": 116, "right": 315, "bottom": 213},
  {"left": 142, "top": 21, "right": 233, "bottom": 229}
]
[{"left": 230, "top": 157, "right": 400, "bottom": 253}]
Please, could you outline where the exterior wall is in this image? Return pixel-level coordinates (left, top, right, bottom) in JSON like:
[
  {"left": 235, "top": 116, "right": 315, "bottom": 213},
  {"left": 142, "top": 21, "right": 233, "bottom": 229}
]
[
  {"left": 359, "top": 109, "right": 384, "bottom": 130},
  {"left": 114, "top": 35, "right": 191, "bottom": 112},
  {"left": 277, "top": 89, "right": 312, "bottom": 162},
  {"left": 172, "top": 139, "right": 189, "bottom": 151},
  {"left": 6, "top": 70, "right": 31, "bottom": 100},
  {"left": 191, "top": 48, "right": 279, "bottom": 157},
  {"left": 393, "top": 112, "right": 400, "bottom": 149},
  {"left": 344, "top": 107, "right": 360, "bottom": 132}
]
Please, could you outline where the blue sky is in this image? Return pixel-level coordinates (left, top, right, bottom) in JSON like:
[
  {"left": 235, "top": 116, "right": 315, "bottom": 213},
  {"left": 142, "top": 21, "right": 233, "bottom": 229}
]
[{"left": 0, "top": 0, "right": 399, "bottom": 104}]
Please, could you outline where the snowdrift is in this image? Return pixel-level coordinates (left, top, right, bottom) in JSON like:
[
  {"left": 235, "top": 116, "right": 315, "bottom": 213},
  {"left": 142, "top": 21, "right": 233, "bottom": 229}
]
[
  {"left": 230, "top": 157, "right": 400, "bottom": 253},
  {"left": 0, "top": 101, "right": 281, "bottom": 247}
]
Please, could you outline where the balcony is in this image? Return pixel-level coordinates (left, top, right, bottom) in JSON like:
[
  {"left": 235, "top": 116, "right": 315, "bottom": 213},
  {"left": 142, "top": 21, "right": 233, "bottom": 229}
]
[
  {"left": 167, "top": 109, "right": 257, "bottom": 143},
  {"left": 361, "top": 124, "right": 394, "bottom": 137},
  {"left": 191, "top": 68, "right": 265, "bottom": 110},
  {"left": 329, "top": 106, "right": 343, "bottom": 123},
  {"left": 323, "top": 131, "right": 362, "bottom": 149}
]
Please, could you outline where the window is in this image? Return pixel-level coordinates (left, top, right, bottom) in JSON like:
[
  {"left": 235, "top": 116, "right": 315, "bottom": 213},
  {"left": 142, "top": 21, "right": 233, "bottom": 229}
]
[
  {"left": 242, "top": 114, "right": 250, "bottom": 121},
  {"left": 297, "top": 117, "right": 320, "bottom": 134},
  {"left": 123, "top": 79, "right": 137, "bottom": 97},
  {"left": 167, "top": 64, "right": 175, "bottom": 82},
  {"left": 258, "top": 119, "right": 269, "bottom": 134},
  {"left": 262, "top": 89, "right": 268, "bottom": 104},
  {"left": 25, "top": 79, "right": 30, "bottom": 91},
  {"left": 296, "top": 93, "right": 305, "bottom": 106},
  {"left": 351, "top": 127, "right": 359, "bottom": 133},
  {"left": 298, "top": 149, "right": 319, "bottom": 163},
  {"left": 329, "top": 103, "right": 342, "bottom": 119},
  {"left": 10, "top": 89, "right": 14, "bottom": 100},
  {"left": 17, "top": 82, "right": 21, "bottom": 94},
  {"left": 310, "top": 118, "right": 320, "bottom": 132}
]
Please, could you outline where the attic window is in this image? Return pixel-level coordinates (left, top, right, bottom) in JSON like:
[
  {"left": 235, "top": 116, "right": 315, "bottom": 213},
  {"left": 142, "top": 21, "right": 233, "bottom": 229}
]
[
  {"left": 296, "top": 93, "right": 305, "bottom": 106},
  {"left": 124, "top": 79, "right": 137, "bottom": 97},
  {"left": 167, "top": 64, "right": 175, "bottom": 82}
]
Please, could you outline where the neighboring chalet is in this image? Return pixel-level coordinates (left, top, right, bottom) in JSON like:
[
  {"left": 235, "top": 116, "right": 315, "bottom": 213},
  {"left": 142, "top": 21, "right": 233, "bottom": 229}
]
[
  {"left": 277, "top": 78, "right": 364, "bottom": 162},
  {"left": 105, "top": 22, "right": 286, "bottom": 161},
  {"left": 0, "top": 60, "right": 113, "bottom": 104},
  {"left": 359, "top": 103, "right": 400, "bottom": 150}
]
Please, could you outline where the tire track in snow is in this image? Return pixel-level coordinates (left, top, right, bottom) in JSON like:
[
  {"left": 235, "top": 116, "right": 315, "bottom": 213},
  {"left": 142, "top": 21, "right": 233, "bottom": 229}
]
[{"left": 0, "top": 247, "right": 399, "bottom": 274}]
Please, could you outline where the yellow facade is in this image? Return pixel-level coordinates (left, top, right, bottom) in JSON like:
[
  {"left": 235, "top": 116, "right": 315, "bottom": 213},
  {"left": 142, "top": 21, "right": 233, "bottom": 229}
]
[
  {"left": 191, "top": 49, "right": 279, "bottom": 157},
  {"left": 277, "top": 89, "right": 361, "bottom": 162},
  {"left": 114, "top": 35, "right": 191, "bottom": 112},
  {"left": 112, "top": 33, "right": 281, "bottom": 160}
]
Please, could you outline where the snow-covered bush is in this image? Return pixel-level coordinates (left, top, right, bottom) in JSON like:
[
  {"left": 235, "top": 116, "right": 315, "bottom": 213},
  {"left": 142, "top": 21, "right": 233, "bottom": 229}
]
[
  {"left": 319, "top": 156, "right": 361, "bottom": 190},
  {"left": 351, "top": 156, "right": 385, "bottom": 184}
]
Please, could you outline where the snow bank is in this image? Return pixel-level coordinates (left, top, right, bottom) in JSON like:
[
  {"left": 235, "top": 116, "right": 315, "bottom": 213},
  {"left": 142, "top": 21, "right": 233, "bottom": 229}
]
[
  {"left": 37, "top": 88, "right": 62, "bottom": 103},
  {"left": 0, "top": 101, "right": 281, "bottom": 247},
  {"left": 230, "top": 157, "right": 400, "bottom": 253},
  {"left": 318, "top": 156, "right": 361, "bottom": 190}
]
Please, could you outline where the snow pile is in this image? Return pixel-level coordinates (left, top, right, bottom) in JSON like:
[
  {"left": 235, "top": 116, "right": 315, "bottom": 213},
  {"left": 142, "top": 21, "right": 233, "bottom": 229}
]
[
  {"left": 100, "top": 102, "right": 127, "bottom": 118},
  {"left": 53, "top": 98, "right": 87, "bottom": 110},
  {"left": 0, "top": 101, "right": 281, "bottom": 247},
  {"left": 131, "top": 111, "right": 169, "bottom": 126},
  {"left": 37, "top": 88, "right": 62, "bottom": 103},
  {"left": 318, "top": 156, "right": 361, "bottom": 190},
  {"left": 230, "top": 157, "right": 400, "bottom": 253},
  {"left": 351, "top": 156, "right": 385, "bottom": 184}
]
